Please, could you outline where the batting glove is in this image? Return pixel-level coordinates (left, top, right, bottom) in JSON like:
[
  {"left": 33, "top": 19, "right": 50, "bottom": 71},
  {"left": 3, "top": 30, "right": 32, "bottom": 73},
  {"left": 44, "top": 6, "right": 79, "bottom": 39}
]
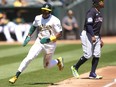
[{"left": 23, "top": 36, "right": 31, "bottom": 46}]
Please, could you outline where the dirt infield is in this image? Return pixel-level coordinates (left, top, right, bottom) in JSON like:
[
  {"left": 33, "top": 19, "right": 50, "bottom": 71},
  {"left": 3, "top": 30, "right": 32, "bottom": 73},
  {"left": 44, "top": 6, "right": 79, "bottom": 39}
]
[
  {"left": 0, "top": 36, "right": 116, "bottom": 45},
  {"left": 48, "top": 66, "right": 116, "bottom": 87},
  {"left": 48, "top": 36, "right": 116, "bottom": 87},
  {"left": 56, "top": 36, "right": 116, "bottom": 44}
]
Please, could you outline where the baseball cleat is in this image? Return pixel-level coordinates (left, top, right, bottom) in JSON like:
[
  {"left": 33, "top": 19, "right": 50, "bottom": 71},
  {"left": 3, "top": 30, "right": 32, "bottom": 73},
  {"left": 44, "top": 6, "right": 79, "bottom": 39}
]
[
  {"left": 89, "top": 72, "right": 103, "bottom": 79},
  {"left": 9, "top": 76, "right": 18, "bottom": 84},
  {"left": 57, "top": 57, "right": 64, "bottom": 71},
  {"left": 71, "top": 66, "right": 80, "bottom": 79}
]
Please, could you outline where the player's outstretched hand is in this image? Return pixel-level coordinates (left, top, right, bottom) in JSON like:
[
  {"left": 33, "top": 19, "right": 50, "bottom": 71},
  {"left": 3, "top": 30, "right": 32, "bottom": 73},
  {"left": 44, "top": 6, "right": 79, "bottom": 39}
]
[
  {"left": 23, "top": 36, "right": 31, "bottom": 46},
  {"left": 40, "top": 37, "right": 50, "bottom": 44}
]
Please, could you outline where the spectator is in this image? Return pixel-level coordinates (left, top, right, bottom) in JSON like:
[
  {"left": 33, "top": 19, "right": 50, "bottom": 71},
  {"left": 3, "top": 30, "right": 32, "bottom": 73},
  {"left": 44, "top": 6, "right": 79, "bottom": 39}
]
[
  {"left": 0, "top": 12, "right": 30, "bottom": 43},
  {"left": 0, "top": 0, "right": 7, "bottom": 6},
  {"left": 0, "top": 13, "right": 5, "bottom": 41},
  {"left": 0, "top": 12, "right": 15, "bottom": 42},
  {"left": 62, "top": 9, "right": 79, "bottom": 40},
  {"left": 13, "top": 11, "right": 31, "bottom": 42},
  {"left": 0, "top": 13, "right": 3, "bottom": 25},
  {"left": 13, "top": 0, "right": 28, "bottom": 7}
]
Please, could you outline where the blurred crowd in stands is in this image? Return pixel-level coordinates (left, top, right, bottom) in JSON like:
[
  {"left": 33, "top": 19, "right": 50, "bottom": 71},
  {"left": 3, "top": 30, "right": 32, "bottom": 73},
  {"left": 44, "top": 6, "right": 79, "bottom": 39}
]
[
  {"left": 0, "top": 11, "right": 31, "bottom": 42},
  {"left": 0, "top": 0, "right": 79, "bottom": 42},
  {"left": 0, "top": 0, "right": 77, "bottom": 7}
]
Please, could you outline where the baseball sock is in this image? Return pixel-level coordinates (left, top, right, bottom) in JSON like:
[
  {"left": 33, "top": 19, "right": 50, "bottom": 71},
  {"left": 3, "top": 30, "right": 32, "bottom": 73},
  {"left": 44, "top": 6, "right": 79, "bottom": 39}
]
[
  {"left": 91, "top": 57, "right": 99, "bottom": 73},
  {"left": 74, "top": 56, "right": 87, "bottom": 71},
  {"left": 15, "top": 71, "right": 21, "bottom": 78}
]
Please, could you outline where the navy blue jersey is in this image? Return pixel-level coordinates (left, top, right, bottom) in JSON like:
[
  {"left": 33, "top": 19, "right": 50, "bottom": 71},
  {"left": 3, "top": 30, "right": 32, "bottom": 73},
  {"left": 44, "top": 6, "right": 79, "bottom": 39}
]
[{"left": 84, "top": 7, "right": 103, "bottom": 36}]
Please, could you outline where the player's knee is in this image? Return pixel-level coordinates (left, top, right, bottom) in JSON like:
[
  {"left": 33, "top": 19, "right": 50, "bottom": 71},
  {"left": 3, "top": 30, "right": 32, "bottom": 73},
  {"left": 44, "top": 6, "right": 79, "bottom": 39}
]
[
  {"left": 84, "top": 53, "right": 92, "bottom": 59},
  {"left": 93, "top": 55, "right": 100, "bottom": 58}
]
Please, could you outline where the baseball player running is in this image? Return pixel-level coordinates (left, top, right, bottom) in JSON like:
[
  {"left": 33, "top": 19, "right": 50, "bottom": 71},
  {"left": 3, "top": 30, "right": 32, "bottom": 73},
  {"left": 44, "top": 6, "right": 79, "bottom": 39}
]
[
  {"left": 71, "top": 0, "right": 104, "bottom": 79},
  {"left": 9, "top": 3, "right": 64, "bottom": 84}
]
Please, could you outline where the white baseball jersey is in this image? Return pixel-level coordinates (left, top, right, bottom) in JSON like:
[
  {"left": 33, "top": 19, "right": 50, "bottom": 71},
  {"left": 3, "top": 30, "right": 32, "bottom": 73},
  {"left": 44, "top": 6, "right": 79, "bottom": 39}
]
[
  {"left": 29, "top": 14, "right": 62, "bottom": 54},
  {"left": 33, "top": 14, "right": 62, "bottom": 39}
]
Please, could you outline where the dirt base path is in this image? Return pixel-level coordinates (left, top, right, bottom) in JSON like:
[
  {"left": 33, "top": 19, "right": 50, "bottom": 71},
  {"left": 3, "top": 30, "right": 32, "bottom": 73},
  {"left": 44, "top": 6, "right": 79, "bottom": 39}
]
[
  {"left": 0, "top": 36, "right": 116, "bottom": 45},
  {"left": 48, "top": 36, "right": 116, "bottom": 87},
  {"left": 48, "top": 66, "right": 116, "bottom": 87}
]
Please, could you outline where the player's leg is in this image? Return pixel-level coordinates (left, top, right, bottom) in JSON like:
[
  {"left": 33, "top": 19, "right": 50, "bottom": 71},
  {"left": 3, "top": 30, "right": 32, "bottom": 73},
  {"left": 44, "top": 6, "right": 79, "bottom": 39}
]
[
  {"left": 43, "top": 53, "right": 58, "bottom": 68},
  {"left": 43, "top": 43, "right": 64, "bottom": 71},
  {"left": 9, "top": 38, "right": 43, "bottom": 84},
  {"left": 71, "top": 30, "right": 93, "bottom": 78},
  {"left": 89, "top": 36, "right": 102, "bottom": 79},
  {"left": 72, "top": 30, "right": 93, "bottom": 69},
  {"left": 43, "top": 53, "right": 64, "bottom": 71},
  {"left": 89, "top": 57, "right": 102, "bottom": 79}
]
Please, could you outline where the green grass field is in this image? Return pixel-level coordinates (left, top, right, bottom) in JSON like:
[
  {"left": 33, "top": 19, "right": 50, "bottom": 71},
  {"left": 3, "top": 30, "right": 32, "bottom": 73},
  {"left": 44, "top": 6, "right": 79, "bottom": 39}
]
[{"left": 0, "top": 43, "right": 116, "bottom": 87}]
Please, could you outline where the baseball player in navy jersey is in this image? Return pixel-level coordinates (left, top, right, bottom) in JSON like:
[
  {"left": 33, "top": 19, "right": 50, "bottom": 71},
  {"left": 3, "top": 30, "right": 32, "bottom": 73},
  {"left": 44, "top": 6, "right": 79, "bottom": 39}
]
[
  {"left": 71, "top": 0, "right": 104, "bottom": 79},
  {"left": 9, "top": 3, "right": 64, "bottom": 84}
]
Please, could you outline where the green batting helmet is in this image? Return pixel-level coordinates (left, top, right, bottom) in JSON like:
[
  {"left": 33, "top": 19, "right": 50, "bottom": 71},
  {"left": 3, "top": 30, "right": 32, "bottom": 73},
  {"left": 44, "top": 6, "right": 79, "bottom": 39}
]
[{"left": 41, "top": 3, "right": 52, "bottom": 12}]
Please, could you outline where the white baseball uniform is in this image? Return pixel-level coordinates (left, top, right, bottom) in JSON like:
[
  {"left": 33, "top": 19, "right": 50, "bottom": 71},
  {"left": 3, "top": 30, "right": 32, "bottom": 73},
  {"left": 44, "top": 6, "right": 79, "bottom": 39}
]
[
  {"left": 18, "top": 14, "right": 62, "bottom": 72},
  {"left": 80, "top": 30, "right": 101, "bottom": 59}
]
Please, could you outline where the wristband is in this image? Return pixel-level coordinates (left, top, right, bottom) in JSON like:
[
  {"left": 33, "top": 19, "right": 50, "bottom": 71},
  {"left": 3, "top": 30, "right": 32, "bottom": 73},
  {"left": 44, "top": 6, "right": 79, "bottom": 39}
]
[{"left": 50, "top": 36, "right": 56, "bottom": 41}]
